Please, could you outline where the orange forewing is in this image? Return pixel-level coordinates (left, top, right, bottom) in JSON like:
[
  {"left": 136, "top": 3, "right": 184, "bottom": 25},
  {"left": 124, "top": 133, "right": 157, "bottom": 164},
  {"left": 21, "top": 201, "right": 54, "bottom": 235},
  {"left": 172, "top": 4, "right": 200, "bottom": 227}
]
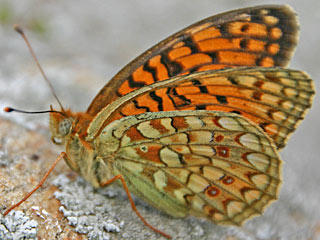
[{"left": 87, "top": 5, "right": 298, "bottom": 117}]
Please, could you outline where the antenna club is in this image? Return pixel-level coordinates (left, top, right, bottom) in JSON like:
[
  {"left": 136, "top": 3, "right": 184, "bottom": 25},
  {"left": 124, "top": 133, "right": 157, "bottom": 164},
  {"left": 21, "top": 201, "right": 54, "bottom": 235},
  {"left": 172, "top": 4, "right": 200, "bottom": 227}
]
[
  {"left": 3, "top": 107, "right": 13, "bottom": 112},
  {"left": 13, "top": 24, "right": 24, "bottom": 35}
]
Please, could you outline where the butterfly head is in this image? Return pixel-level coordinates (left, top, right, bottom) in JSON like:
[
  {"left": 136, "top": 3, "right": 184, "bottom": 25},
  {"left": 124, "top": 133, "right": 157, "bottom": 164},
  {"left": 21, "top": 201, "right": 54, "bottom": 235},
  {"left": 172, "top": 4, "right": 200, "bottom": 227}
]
[{"left": 49, "top": 107, "right": 75, "bottom": 145}]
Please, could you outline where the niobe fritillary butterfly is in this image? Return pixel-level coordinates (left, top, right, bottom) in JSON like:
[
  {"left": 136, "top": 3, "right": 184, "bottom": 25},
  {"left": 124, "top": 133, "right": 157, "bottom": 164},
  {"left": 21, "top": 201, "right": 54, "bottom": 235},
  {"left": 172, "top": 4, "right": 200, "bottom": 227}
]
[{"left": 3, "top": 5, "right": 315, "bottom": 239}]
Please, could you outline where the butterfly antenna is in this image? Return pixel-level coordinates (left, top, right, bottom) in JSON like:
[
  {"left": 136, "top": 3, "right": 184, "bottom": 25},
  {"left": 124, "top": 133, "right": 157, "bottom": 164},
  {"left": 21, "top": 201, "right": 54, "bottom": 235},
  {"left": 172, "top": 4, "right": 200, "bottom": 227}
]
[
  {"left": 3, "top": 106, "right": 66, "bottom": 116},
  {"left": 13, "top": 24, "right": 65, "bottom": 112}
]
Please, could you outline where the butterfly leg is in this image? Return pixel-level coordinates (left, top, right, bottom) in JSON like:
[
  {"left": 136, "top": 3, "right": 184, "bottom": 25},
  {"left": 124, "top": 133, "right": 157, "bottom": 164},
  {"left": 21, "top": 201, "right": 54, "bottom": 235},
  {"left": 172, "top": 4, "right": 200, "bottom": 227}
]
[
  {"left": 3, "top": 152, "right": 66, "bottom": 216},
  {"left": 100, "top": 174, "right": 172, "bottom": 239}
]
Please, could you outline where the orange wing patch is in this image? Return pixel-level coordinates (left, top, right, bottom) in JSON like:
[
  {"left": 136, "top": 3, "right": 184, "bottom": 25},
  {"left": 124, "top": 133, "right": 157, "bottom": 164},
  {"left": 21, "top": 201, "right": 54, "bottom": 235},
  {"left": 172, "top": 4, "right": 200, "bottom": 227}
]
[{"left": 87, "top": 5, "right": 299, "bottom": 116}]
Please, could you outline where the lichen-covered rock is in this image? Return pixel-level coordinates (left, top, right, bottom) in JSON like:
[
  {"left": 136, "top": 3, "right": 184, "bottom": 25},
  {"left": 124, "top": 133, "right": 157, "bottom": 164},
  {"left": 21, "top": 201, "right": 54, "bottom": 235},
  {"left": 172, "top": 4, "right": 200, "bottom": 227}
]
[
  {"left": 53, "top": 174, "right": 123, "bottom": 240},
  {"left": 1, "top": 1, "right": 320, "bottom": 239},
  {"left": 0, "top": 211, "right": 38, "bottom": 240}
]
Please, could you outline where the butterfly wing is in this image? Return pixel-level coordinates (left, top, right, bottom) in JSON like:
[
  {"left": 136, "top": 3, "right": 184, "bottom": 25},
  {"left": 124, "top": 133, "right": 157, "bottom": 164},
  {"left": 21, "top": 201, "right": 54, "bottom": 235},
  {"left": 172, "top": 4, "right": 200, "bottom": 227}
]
[
  {"left": 88, "top": 68, "right": 314, "bottom": 149},
  {"left": 87, "top": 5, "right": 299, "bottom": 116},
  {"left": 98, "top": 110, "right": 282, "bottom": 225}
]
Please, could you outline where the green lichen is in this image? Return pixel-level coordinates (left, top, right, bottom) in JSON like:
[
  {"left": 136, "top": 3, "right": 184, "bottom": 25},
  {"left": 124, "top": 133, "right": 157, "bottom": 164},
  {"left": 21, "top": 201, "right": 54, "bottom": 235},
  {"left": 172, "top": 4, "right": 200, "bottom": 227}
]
[
  {"left": 29, "top": 18, "right": 48, "bottom": 35},
  {"left": 0, "top": 2, "right": 13, "bottom": 24}
]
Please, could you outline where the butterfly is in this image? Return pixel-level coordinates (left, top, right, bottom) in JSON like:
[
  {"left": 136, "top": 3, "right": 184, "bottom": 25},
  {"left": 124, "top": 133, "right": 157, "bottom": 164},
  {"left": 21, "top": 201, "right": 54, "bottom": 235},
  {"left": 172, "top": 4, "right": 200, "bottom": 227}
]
[{"left": 4, "top": 4, "right": 315, "bottom": 239}]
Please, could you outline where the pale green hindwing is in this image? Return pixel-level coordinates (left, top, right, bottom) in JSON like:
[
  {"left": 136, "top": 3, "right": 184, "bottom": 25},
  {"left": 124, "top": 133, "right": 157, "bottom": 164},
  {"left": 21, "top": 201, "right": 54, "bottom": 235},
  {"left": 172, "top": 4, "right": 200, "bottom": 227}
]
[{"left": 98, "top": 110, "right": 282, "bottom": 225}]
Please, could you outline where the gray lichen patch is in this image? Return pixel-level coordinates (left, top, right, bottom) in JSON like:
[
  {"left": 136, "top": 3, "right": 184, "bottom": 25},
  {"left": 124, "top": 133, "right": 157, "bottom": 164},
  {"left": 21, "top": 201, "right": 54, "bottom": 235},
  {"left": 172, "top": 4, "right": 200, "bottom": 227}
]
[
  {"left": 0, "top": 210, "right": 38, "bottom": 240},
  {"left": 53, "top": 174, "right": 124, "bottom": 240}
]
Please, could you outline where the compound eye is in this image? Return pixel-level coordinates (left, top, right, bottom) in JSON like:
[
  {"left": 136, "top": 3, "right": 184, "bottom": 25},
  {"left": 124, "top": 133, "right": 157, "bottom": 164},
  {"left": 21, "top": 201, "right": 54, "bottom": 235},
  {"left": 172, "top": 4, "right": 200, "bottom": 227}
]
[
  {"left": 51, "top": 136, "right": 63, "bottom": 145},
  {"left": 59, "top": 119, "right": 72, "bottom": 136}
]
